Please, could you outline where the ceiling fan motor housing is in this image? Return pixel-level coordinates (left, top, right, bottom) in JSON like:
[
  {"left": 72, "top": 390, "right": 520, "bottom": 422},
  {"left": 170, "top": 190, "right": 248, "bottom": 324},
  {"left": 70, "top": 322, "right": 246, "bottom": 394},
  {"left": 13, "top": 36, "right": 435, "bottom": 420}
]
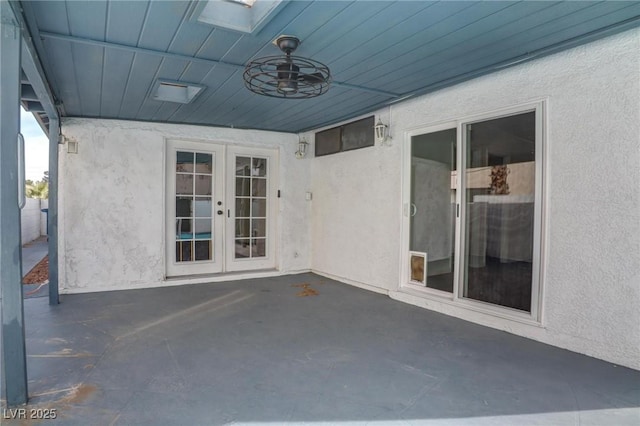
[
  {"left": 277, "top": 62, "right": 300, "bottom": 93},
  {"left": 275, "top": 35, "right": 300, "bottom": 55}
]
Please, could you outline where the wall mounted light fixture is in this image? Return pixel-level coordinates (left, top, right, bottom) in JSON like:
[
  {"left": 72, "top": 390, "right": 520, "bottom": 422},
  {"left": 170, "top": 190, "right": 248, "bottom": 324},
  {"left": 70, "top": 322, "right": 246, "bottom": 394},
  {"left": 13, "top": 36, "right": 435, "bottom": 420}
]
[
  {"left": 67, "top": 139, "right": 78, "bottom": 154},
  {"left": 295, "top": 137, "right": 309, "bottom": 159},
  {"left": 62, "top": 135, "right": 78, "bottom": 154},
  {"left": 374, "top": 118, "right": 392, "bottom": 146}
]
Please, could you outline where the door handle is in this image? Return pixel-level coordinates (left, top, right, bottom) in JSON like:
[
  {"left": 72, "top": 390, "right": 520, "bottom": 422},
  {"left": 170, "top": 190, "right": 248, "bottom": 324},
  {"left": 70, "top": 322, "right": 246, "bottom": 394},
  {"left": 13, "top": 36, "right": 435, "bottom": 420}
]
[
  {"left": 217, "top": 210, "right": 223, "bottom": 215},
  {"left": 410, "top": 203, "right": 417, "bottom": 217}
]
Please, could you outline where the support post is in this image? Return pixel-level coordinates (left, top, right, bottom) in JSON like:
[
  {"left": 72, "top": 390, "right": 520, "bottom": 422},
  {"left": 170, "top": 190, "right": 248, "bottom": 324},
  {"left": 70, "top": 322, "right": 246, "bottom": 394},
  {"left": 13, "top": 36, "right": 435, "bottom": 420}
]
[
  {"left": 48, "top": 118, "right": 59, "bottom": 305},
  {"left": 0, "top": 0, "right": 28, "bottom": 406}
]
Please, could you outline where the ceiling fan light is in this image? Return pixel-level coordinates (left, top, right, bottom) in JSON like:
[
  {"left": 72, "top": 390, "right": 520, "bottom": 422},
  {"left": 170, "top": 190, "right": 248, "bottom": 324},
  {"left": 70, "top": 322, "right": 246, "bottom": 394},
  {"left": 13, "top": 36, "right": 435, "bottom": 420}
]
[
  {"left": 278, "top": 80, "right": 298, "bottom": 93},
  {"left": 243, "top": 35, "right": 331, "bottom": 99}
]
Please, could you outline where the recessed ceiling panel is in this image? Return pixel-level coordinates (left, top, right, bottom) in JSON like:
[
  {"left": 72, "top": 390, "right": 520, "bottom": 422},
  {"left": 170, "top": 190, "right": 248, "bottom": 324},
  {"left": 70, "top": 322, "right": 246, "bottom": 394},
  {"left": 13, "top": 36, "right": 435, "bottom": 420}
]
[{"left": 194, "top": 0, "right": 285, "bottom": 34}]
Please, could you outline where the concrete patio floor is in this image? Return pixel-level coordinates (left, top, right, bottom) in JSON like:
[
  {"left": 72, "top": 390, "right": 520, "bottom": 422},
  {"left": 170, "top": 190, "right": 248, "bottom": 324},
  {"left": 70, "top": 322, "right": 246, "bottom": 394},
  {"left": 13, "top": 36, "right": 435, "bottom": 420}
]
[
  {"left": 21, "top": 236, "right": 50, "bottom": 299},
  {"left": 1, "top": 273, "right": 639, "bottom": 425}
]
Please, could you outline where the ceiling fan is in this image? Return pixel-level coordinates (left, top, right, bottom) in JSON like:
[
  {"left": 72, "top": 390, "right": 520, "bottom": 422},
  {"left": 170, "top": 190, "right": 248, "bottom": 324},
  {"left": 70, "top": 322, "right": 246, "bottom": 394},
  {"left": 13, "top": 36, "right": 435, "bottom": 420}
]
[{"left": 243, "top": 35, "right": 331, "bottom": 99}]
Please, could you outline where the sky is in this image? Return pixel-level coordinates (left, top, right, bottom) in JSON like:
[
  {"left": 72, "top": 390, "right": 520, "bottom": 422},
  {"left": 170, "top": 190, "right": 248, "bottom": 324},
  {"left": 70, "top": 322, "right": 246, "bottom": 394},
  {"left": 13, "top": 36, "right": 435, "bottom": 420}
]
[{"left": 21, "top": 107, "right": 49, "bottom": 182}]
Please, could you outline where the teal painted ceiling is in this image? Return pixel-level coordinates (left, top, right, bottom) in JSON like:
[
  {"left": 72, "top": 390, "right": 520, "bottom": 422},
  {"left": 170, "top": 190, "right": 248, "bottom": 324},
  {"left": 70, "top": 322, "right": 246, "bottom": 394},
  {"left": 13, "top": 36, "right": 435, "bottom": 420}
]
[{"left": 20, "top": 0, "right": 640, "bottom": 133}]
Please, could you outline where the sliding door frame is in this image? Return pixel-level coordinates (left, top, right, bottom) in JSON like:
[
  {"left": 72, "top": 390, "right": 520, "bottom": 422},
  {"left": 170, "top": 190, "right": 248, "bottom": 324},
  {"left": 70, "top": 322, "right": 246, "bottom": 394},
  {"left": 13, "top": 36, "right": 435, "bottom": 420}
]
[
  {"left": 401, "top": 121, "right": 461, "bottom": 300},
  {"left": 400, "top": 100, "right": 546, "bottom": 324}
]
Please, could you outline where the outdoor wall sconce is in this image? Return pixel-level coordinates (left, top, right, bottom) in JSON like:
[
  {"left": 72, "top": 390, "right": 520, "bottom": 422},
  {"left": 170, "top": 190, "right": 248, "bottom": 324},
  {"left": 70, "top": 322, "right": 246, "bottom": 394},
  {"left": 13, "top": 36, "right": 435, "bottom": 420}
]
[
  {"left": 374, "top": 118, "right": 392, "bottom": 146},
  {"left": 67, "top": 139, "right": 78, "bottom": 154},
  {"left": 62, "top": 135, "right": 78, "bottom": 154},
  {"left": 295, "top": 137, "right": 309, "bottom": 159}
]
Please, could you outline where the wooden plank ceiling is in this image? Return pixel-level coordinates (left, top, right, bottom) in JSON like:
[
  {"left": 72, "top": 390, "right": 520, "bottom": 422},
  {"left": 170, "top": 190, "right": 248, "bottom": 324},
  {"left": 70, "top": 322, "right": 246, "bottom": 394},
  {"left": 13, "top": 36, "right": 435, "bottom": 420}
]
[{"left": 20, "top": 0, "right": 640, "bottom": 133}]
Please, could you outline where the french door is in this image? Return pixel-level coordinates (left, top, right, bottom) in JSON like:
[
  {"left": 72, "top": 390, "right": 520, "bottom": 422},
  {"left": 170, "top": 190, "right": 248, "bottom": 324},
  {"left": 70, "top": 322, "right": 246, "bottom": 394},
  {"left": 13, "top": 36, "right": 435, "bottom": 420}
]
[
  {"left": 225, "top": 146, "right": 278, "bottom": 272},
  {"left": 166, "top": 140, "right": 278, "bottom": 277},
  {"left": 403, "top": 103, "right": 543, "bottom": 319}
]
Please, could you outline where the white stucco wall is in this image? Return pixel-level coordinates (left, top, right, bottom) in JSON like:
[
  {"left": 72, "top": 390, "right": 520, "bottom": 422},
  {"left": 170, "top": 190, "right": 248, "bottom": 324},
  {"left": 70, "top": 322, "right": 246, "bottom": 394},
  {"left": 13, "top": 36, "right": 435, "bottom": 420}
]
[
  {"left": 58, "top": 119, "right": 311, "bottom": 292},
  {"left": 310, "top": 29, "right": 640, "bottom": 369},
  {"left": 57, "top": 29, "right": 639, "bottom": 370},
  {"left": 21, "top": 197, "right": 43, "bottom": 244},
  {"left": 310, "top": 135, "right": 400, "bottom": 292}
]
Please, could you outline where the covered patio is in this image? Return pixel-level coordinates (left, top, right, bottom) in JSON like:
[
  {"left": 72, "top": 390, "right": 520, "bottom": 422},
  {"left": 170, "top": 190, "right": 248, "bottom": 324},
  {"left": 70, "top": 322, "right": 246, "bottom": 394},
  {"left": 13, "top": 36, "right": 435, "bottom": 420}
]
[
  {"left": 2, "top": 1, "right": 640, "bottom": 424},
  {"left": 4, "top": 273, "right": 640, "bottom": 424}
]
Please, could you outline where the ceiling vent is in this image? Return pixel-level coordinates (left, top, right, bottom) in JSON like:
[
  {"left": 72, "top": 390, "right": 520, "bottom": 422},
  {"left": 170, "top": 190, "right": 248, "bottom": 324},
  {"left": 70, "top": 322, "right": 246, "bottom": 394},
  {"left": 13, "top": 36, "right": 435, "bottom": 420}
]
[
  {"left": 193, "top": 0, "right": 284, "bottom": 34},
  {"left": 152, "top": 80, "right": 205, "bottom": 104}
]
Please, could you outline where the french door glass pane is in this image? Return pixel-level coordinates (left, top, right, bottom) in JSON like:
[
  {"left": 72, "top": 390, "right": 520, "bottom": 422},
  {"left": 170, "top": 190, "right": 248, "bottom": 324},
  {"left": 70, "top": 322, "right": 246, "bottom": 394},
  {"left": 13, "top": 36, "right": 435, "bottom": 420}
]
[
  {"left": 252, "top": 239, "right": 266, "bottom": 257},
  {"left": 252, "top": 219, "right": 266, "bottom": 237},
  {"left": 236, "top": 219, "right": 250, "bottom": 237},
  {"left": 195, "top": 153, "right": 212, "bottom": 173},
  {"left": 236, "top": 198, "right": 250, "bottom": 217},
  {"left": 194, "top": 198, "right": 212, "bottom": 217},
  {"left": 235, "top": 156, "right": 268, "bottom": 259},
  {"left": 175, "top": 150, "right": 214, "bottom": 263},
  {"left": 251, "top": 199, "right": 266, "bottom": 217},
  {"left": 252, "top": 179, "right": 266, "bottom": 197},
  {"left": 176, "top": 197, "right": 192, "bottom": 217},
  {"left": 463, "top": 112, "right": 535, "bottom": 312},
  {"left": 236, "top": 157, "right": 251, "bottom": 176},
  {"left": 252, "top": 158, "right": 267, "bottom": 176},
  {"left": 176, "top": 152, "right": 194, "bottom": 172},
  {"left": 176, "top": 219, "right": 192, "bottom": 239},
  {"left": 194, "top": 219, "right": 212, "bottom": 238},
  {"left": 195, "top": 175, "right": 212, "bottom": 195},
  {"left": 410, "top": 129, "right": 456, "bottom": 292},
  {"left": 176, "top": 241, "right": 192, "bottom": 262},
  {"left": 236, "top": 178, "right": 250, "bottom": 196},
  {"left": 235, "top": 239, "right": 250, "bottom": 258},
  {"left": 194, "top": 241, "right": 211, "bottom": 261},
  {"left": 176, "top": 175, "right": 193, "bottom": 195}
]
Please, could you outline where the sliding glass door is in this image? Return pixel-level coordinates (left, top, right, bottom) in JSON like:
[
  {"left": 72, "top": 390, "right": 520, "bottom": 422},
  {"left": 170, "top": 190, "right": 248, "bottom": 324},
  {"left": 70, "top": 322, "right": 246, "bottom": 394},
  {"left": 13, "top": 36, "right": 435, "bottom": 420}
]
[
  {"left": 463, "top": 112, "right": 536, "bottom": 312},
  {"left": 409, "top": 128, "right": 457, "bottom": 293},
  {"left": 404, "top": 104, "right": 542, "bottom": 318}
]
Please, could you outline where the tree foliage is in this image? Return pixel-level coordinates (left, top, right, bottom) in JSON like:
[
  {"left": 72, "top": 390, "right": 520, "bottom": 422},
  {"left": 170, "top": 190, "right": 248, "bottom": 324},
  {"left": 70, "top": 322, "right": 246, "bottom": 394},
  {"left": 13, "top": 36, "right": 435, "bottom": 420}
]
[{"left": 26, "top": 172, "right": 48, "bottom": 199}]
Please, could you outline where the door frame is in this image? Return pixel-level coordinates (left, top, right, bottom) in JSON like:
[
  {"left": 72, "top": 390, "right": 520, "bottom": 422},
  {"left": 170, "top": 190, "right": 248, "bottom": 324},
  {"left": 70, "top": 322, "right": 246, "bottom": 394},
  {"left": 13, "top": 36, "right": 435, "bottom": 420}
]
[
  {"left": 399, "top": 100, "right": 546, "bottom": 324},
  {"left": 400, "top": 121, "right": 460, "bottom": 300},
  {"left": 225, "top": 145, "right": 279, "bottom": 272},
  {"left": 164, "top": 139, "right": 279, "bottom": 277},
  {"left": 165, "top": 139, "right": 225, "bottom": 277}
]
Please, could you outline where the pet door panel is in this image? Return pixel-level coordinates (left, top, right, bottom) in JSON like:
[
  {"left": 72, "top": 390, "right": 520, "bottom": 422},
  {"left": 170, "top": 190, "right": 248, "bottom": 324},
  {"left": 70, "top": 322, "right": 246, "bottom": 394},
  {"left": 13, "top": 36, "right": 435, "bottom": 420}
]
[{"left": 409, "top": 251, "right": 427, "bottom": 285}]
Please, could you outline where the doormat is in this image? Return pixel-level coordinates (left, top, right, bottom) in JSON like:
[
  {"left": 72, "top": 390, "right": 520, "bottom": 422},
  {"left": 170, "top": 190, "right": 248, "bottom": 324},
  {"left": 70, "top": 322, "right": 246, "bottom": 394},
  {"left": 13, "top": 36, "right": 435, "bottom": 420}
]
[{"left": 292, "top": 283, "right": 319, "bottom": 297}]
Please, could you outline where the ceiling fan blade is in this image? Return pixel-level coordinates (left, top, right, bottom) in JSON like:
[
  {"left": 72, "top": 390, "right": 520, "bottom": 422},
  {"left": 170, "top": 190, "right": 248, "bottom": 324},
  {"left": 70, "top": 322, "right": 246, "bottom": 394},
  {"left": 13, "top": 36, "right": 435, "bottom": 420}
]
[{"left": 299, "top": 72, "right": 325, "bottom": 84}]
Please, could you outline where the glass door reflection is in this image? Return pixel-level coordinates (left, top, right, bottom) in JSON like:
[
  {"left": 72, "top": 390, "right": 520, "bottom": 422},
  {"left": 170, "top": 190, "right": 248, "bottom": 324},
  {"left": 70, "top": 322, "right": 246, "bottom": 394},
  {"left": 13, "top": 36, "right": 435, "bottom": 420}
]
[
  {"left": 463, "top": 112, "right": 536, "bottom": 312},
  {"left": 410, "top": 128, "right": 457, "bottom": 292},
  {"left": 234, "top": 156, "right": 268, "bottom": 260}
]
